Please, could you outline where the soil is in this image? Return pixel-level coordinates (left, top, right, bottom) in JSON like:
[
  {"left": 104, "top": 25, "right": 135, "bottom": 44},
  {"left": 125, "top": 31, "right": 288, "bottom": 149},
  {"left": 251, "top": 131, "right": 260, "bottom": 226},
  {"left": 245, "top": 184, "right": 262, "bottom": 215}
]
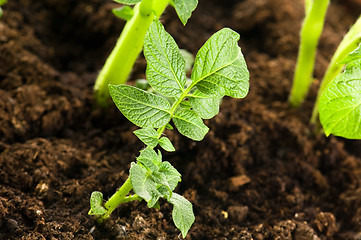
[{"left": 0, "top": 0, "right": 361, "bottom": 239}]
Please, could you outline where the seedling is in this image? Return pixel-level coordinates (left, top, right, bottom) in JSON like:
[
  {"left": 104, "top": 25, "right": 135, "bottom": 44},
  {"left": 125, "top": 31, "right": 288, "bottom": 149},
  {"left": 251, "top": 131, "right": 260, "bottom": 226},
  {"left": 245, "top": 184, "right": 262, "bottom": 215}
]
[
  {"left": 288, "top": 0, "right": 361, "bottom": 130},
  {"left": 311, "top": 16, "right": 361, "bottom": 122},
  {"left": 319, "top": 44, "right": 361, "bottom": 139},
  {"left": 93, "top": 0, "right": 198, "bottom": 106},
  {"left": 89, "top": 20, "right": 249, "bottom": 237},
  {"left": 288, "top": 0, "right": 330, "bottom": 107},
  {"left": 0, "top": 0, "right": 7, "bottom": 18}
]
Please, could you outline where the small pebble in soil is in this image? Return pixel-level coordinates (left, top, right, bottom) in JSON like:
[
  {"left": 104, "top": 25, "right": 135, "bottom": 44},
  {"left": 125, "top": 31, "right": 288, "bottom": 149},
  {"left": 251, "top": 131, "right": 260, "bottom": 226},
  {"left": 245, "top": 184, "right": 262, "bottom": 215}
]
[
  {"left": 89, "top": 226, "right": 96, "bottom": 234},
  {"left": 35, "top": 181, "right": 49, "bottom": 196},
  {"left": 221, "top": 210, "right": 228, "bottom": 219},
  {"left": 115, "top": 225, "right": 127, "bottom": 239}
]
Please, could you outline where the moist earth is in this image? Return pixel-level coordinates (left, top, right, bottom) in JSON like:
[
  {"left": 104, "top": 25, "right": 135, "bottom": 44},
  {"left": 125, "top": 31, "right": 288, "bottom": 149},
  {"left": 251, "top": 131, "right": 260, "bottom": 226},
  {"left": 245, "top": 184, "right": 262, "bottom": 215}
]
[{"left": 0, "top": 0, "right": 360, "bottom": 239}]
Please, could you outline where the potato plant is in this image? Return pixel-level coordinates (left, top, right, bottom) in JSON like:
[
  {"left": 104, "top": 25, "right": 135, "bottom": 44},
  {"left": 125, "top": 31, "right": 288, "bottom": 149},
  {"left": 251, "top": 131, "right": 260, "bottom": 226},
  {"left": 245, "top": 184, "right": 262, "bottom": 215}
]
[
  {"left": 288, "top": 0, "right": 361, "bottom": 138},
  {"left": 89, "top": 20, "right": 249, "bottom": 237},
  {"left": 311, "top": 16, "right": 361, "bottom": 122},
  {"left": 288, "top": 0, "right": 330, "bottom": 107},
  {"left": 94, "top": 0, "right": 198, "bottom": 106},
  {"left": 319, "top": 44, "right": 361, "bottom": 139}
]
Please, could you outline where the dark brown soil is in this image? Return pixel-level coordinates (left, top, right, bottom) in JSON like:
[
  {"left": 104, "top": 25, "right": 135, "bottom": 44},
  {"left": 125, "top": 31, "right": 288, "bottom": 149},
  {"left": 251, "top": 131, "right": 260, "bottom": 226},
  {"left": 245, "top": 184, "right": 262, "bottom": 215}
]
[{"left": 1, "top": 0, "right": 361, "bottom": 239}]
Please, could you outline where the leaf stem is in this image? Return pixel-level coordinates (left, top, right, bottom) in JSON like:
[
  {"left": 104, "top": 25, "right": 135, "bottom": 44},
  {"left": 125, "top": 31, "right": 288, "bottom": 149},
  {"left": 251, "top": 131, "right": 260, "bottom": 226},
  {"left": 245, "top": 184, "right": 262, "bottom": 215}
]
[
  {"left": 157, "top": 125, "right": 167, "bottom": 138},
  {"left": 122, "top": 194, "right": 142, "bottom": 203},
  {"left": 157, "top": 80, "right": 198, "bottom": 138},
  {"left": 97, "top": 177, "right": 133, "bottom": 223},
  {"left": 310, "top": 15, "right": 361, "bottom": 123},
  {"left": 94, "top": 0, "right": 169, "bottom": 107},
  {"left": 288, "top": 0, "right": 330, "bottom": 107}
]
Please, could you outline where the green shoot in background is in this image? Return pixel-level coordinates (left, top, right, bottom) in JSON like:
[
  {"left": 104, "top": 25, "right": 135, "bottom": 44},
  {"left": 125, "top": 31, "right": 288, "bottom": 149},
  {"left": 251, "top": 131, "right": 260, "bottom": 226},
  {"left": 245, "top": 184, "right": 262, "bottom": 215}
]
[
  {"left": 94, "top": 0, "right": 198, "bottom": 107},
  {"left": 0, "top": 0, "right": 7, "bottom": 18},
  {"left": 311, "top": 16, "right": 361, "bottom": 122},
  {"left": 319, "top": 44, "right": 361, "bottom": 139},
  {"left": 288, "top": 0, "right": 330, "bottom": 107},
  {"left": 89, "top": 20, "right": 249, "bottom": 237}
]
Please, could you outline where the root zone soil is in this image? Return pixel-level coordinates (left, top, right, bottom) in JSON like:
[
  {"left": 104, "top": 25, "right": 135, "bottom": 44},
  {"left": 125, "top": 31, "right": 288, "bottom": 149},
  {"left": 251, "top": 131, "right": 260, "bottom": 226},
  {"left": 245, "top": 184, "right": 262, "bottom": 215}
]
[{"left": 0, "top": 0, "right": 360, "bottom": 239}]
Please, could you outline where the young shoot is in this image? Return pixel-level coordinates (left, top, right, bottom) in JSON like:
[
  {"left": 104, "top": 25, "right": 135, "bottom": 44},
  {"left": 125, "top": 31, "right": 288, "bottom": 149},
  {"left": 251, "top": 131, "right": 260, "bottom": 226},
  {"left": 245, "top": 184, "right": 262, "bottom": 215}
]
[
  {"left": 319, "top": 44, "right": 361, "bottom": 139},
  {"left": 89, "top": 20, "right": 249, "bottom": 237},
  {"left": 288, "top": 0, "right": 330, "bottom": 107},
  {"left": 311, "top": 16, "right": 361, "bottom": 122},
  {"left": 94, "top": 0, "right": 198, "bottom": 107}
]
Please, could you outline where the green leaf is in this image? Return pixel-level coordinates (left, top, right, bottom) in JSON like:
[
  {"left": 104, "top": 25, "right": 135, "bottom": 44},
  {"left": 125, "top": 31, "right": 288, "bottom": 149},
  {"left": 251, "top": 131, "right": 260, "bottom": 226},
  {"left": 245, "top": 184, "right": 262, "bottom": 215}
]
[
  {"left": 191, "top": 28, "right": 249, "bottom": 98},
  {"left": 159, "top": 161, "right": 181, "bottom": 190},
  {"left": 0, "top": 7, "right": 2, "bottom": 18},
  {"left": 130, "top": 162, "right": 160, "bottom": 207},
  {"left": 166, "top": 123, "right": 173, "bottom": 130},
  {"left": 340, "top": 44, "right": 361, "bottom": 69},
  {"left": 159, "top": 137, "right": 175, "bottom": 152},
  {"left": 113, "top": 0, "right": 142, "bottom": 4},
  {"left": 153, "top": 201, "right": 161, "bottom": 210},
  {"left": 179, "top": 100, "right": 192, "bottom": 109},
  {"left": 173, "top": 0, "right": 198, "bottom": 25},
  {"left": 134, "top": 128, "right": 159, "bottom": 148},
  {"left": 189, "top": 89, "right": 222, "bottom": 119},
  {"left": 134, "top": 129, "right": 175, "bottom": 151},
  {"left": 169, "top": 193, "right": 195, "bottom": 238},
  {"left": 109, "top": 84, "right": 171, "bottom": 128},
  {"left": 137, "top": 148, "right": 161, "bottom": 172},
  {"left": 172, "top": 107, "right": 209, "bottom": 141},
  {"left": 88, "top": 191, "right": 107, "bottom": 216},
  {"left": 144, "top": 20, "right": 187, "bottom": 98},
  {"left": 130, "top": 149, "right": 181, "bottom": 207},
  {"left": 112, "top": 6, "right": 134, "bottom": 21},
  {"left": 157, "top": 185, "right": 172, "bottom": 199},
  {"left": 319, "top": 67, "right": 361, "bottom": 139}
]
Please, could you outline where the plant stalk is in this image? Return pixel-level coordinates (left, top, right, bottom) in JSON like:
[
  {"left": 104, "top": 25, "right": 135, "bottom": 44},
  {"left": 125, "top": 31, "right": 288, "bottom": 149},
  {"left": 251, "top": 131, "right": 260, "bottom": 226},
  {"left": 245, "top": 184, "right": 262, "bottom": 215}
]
[
  {"left": 288, "top": 0, "right": 330, "bottom": 107},
  {"left": 97, "top": 58, "right": 201, "bottom": 222},
  {"left": 97, "top": 177, "right": 133, "bottom": 222},
  {"left": 304, "top": 0, "right": 312, "bottom": 15},
  {"left": 310, "top": 15, "right": 361, "bottom": 123},
  {"left": 122, "top": 194, "right": 142, "bottom": 203},
  {"left": 94, "top": 0, "right": 169, "bottom": 107}
]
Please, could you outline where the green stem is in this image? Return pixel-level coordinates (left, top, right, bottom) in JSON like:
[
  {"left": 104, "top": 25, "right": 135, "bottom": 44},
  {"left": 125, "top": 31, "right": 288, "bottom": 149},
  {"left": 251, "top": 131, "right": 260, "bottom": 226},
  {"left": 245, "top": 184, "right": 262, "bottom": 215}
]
[
  {"left": 310, "top": 15, "right": 361, "bottom": 123},
  {"left": 101, "top": 86, "right": 190, "bottom": 218},
  {"left": 157, "top": 80, "right": 199, "bottom": 138},
  {"left": 97, "top": 64, "right": 197, "bottom": 222},
  {"left": 305, "top": 0, "right": 312, "bottom": 15},
  {"left": 97, "top": 177, "right": 133, "bottom": 222},
  {"left": 94, "top": 0, "right": 169, "bottom": 107},
  {"left": 122, "top": 194, "right": 142, "bottom": 203},
  {"left": 288, "top": 0, "right": 330, "bottom": 107}
]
